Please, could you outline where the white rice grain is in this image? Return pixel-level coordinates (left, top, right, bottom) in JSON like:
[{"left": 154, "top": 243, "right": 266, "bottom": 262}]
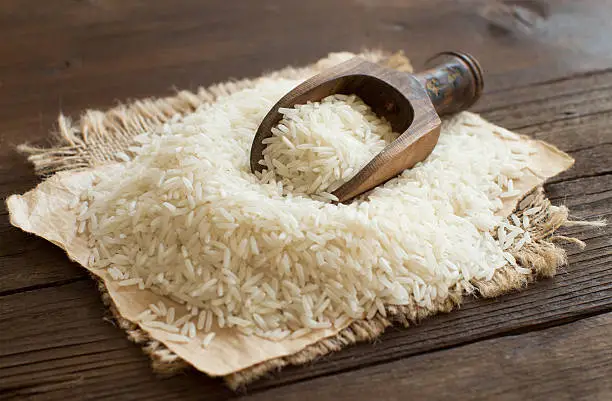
[
  {"left": 524, "top": 206, "right": 542, "bottom": 216},
  {"left": 202, "top": 332, "right": 216, "bottom": 348},
  {"left": 141, "top": 320, "right": 180, "bottom": 333},
  {"left": 79, "top": 82, "right": 533, "bottom": 341},
  {"left": 166, "top": 333, "right": 191, "bottom": 344}
]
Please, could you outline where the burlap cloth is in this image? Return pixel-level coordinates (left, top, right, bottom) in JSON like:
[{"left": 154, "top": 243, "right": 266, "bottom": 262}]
[{"left": 7, "top": 51, "right": 596, "bottom": 389}]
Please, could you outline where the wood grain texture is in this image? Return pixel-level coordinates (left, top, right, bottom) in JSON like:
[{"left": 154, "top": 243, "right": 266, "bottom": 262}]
[
  {"left": 0, "top": 0, "right": 611, "bottom": 399},
  {"left": 249, "top": 313, "right": 612, "bottom": 401}
]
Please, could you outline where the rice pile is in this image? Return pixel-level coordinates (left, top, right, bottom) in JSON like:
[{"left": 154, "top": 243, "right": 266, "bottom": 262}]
[
  {"left": 76, "top": 77, "right": 536, "bottom": 347},
  {"left": 259, "top": 94, "right": 396, "bottom": 201}
]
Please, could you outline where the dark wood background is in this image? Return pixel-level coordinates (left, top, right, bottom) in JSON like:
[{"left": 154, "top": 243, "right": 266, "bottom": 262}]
[{"left": 1, "top": 1, "right": 611, "bottom": 400}]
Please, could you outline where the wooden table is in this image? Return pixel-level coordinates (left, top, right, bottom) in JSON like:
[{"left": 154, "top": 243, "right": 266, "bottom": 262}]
[{"left": 1, "top": 1, "right": 611, "bottom": 400}]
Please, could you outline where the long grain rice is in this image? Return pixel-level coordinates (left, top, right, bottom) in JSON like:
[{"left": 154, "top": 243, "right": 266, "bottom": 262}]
[{"left": 77, "top": 79, "right": 536, "bottom": 343}]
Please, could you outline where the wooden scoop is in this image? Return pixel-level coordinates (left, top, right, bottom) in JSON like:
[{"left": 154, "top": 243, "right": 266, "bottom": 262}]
[{"left": 250, "top": 51, "right": 483, "bottom": 202}]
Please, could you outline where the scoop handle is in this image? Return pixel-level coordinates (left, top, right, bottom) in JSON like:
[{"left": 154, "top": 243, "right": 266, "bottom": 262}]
[{"left": 413, "top": 51, "right": 484, "bottom": 116}]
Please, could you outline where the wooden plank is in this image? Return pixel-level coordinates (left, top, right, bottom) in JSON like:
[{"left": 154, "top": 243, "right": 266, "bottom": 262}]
[
  {"left": 481, "top": 84, "right": 612, "bottom": 132},
  {"left": 2, "top": 0, "right": 612, "bottom": 162},
  {"left": 478, "top": 68, "right": 612, "bottom": 112},
  {"left": 549, "top": 146, "right": 612, "bottom": 183},
  {"left": 522, "top": 112, "right": 612, "bottom": 154},
  {"left": 546, "top": 174, "right": 612, "bottom": 205},
  {"left": 248, "top": 313, "right": 612, "bottom": 401},
  {"left": 0, "top": 215, "right": 88, "bottom": 295},
  {"left": 0, "top": 280, "right": 232, "bottom": 401}
]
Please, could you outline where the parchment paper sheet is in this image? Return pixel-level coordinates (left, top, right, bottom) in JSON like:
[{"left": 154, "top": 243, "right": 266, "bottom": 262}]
[{"left": 7, "top": 113, "right": 574, "bottom": 376}]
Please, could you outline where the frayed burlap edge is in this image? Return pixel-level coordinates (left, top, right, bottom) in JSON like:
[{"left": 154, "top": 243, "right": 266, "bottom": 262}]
[
  {"left": 18, "top": 50, "right": 410, "bottom": 177},
  {"left": 16, "top": 50, "right": 596, "bottom": 389}
]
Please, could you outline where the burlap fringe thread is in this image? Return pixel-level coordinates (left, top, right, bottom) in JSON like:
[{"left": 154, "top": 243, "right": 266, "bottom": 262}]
[{"left": 17, "top": 51, "right": 600, "bottom": 389}]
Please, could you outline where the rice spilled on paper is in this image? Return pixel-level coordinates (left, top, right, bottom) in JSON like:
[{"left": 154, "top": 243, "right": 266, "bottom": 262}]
[{"left": 76, "top": 78, "right": 534, "bottom": 346}]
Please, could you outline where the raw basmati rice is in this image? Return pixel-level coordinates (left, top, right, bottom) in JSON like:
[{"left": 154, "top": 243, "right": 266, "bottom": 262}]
[
  {"left": 202, "top": 332, "right": 216, "bottom": 348},
  {"left": 260, "top": 94, "right": 396, "bottom": 197},
  {"left": 76, "top": 77, "right": 536, "bottom": 346}
]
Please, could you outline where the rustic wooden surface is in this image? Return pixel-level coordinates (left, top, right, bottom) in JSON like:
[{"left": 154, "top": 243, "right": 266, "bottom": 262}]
[{"left": 1, "top": 1, "right": 611, "bottom": 400}]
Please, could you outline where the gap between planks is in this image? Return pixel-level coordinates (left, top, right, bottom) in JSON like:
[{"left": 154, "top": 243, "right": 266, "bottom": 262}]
[{"left": 245, "top": 312, "right": 612, "bottom": 401}]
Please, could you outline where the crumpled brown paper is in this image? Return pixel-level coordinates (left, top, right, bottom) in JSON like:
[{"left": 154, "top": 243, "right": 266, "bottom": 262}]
[{"left": 6, "top": 112, "right": 574, "bottom": 377}]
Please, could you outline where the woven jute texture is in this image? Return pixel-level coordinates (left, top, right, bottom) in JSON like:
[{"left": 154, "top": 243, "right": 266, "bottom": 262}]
[{"left": 17, "top": 51, "right": 592, "bottom": 389}]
